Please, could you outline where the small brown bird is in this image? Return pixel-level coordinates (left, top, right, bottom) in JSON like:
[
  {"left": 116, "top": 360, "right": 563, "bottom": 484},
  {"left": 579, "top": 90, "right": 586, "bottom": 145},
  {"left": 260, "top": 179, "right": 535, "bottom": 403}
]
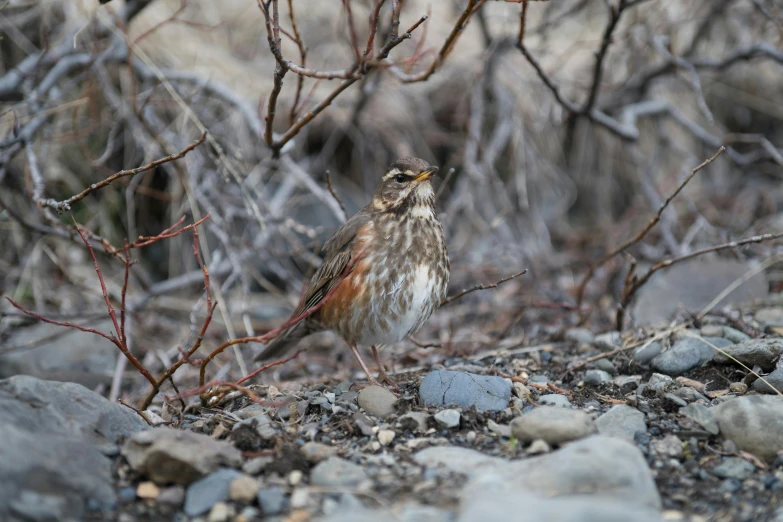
[{"left": 255, "top": 157, "right": 449, "bottom": 385}]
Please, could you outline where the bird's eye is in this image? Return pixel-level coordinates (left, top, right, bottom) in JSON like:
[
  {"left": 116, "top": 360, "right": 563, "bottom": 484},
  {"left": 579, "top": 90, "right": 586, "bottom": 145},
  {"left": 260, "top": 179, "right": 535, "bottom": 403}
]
[{"left": 394, "top": 174, "right": 407, "bottom": 183}]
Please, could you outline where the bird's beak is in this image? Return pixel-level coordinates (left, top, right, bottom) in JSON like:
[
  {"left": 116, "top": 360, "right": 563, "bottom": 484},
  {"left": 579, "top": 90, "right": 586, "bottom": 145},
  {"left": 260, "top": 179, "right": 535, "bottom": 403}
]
[{"left": 414, "top": 166, "right": 439, "bottom": 182}]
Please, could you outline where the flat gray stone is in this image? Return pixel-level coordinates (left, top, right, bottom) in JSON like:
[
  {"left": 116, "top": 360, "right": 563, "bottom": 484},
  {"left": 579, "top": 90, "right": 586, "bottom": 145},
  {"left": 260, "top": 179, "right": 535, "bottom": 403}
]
[
  {"left": 357, "top": 386, "right": 398, "bottom": 418},
  {"left": 713, "top": 339, "right": 783, "bottom": 372},
  {"left": 0, "top": 321, "right": 117, "bottom": 388},
  {"left": 633, "top": 342, "right": 662, "bottom": 364},
  {"left": 184, "top": 468, "right": 242, "bottom": 516},
  {"left": 712, "top": 457, "right": 755, "bottom": 480},
  {"left": 595, "top": 404, "right": 647, "bottom": 441},
  {"left": 413, "top": 447, "right": 504, "bottom": 476},
  {"left": 419, "top": 371, "right": 510, "bottom": 412},
  {"left": 681, "top": 403, "right": 719, "bottom": 435},
  {"left": 713, "top": 395, "right": 783, "bottom": 461},
  {"left": 257, "top": 487, "right": 286, "bottom": 516},
  {"left": 510, "top": 406, "right": 597, "bottom": 445},
  {"left": 311, "top": 458, "right": 368, "bottom": 488},
  {"left": 753, "top": 368, "right": 783, "bottom": 394},
  {"left": 584, "top": 369, "right": 612, "bottom": 386},
  {"left": 466, "top": 436, "right": 661, "bottom": 509},
  {"left": 459, "top": 492, "right": 665, "bottom": 522},
  {"left": 320, "top": 504, "right": 452, "bottom": 522},
  {"left": 122, "top": 428, "right": 242, "bottom": 485},
  {"left": 650, "top": 337, "right": 731, "bottom": 376},
  {"left": 0, "top": 376, "right": 148, "bottom": 521},
  {"left": 538, "top": 394, "right": 572, "bottom": 408}
]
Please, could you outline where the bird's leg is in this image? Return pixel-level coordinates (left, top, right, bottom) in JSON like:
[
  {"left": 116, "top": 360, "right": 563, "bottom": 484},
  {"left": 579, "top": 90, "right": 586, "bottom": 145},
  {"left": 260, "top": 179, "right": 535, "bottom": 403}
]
[
  {"left": 372, "top": 345, "right": 397, "bottom": 387},
  {"left": 350, "top": 345, "right": 381, "bottom": 386}
]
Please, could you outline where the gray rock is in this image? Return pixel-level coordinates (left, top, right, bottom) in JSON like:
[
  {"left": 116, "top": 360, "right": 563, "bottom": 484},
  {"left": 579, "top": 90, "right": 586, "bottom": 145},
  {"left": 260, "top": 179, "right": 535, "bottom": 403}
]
[
  {"left": 122, "top": 428, "right": 242, "bottom": 485},
  {"left": 680, "top": 403, "right": 719, "bottom": 435},
  {"left": 584, "top": 369, "right": 612, "bottom": 386},
  {"left": 0, "top": 375, "right": 147, "bottom": 446},
  {"left": 257, "top": 487, "right": 286, "bottom": 516},
  {"left": 713, "top": 395, "right": 783, "bottom": 461},
  {"left": 673, "top": 386, "right": 709, "bottom": 403},
  {"left": 663, "top": 393, "right": 688, "bottom": 408},
  {"left": 593, "top": 359, "right": 617, "bottom": 375},
  {"left": 0, "top": 376, "right": 148, "bottom": 521},
  {"left": 652, "top": 434, "right": 683, "bottom": 459},
  {"left": 510, "top": 406, "right": 597, "bottom": 445},
  {"left": 648, "top": 373, "right": 673, "bottom": 392},
  {"left": 467, "top": 436, "right": 661, "bottom": 509},
  {"left": 311, "top": 458, "right": 368, "bottom": 488},
  {"left": 595, "top": 404, "right": 647, "bottom": 441},
  {"left": 753, "top": 369, "right": 783, "bottom": 394},
  {"left": 722, "top": 327, "right": 752, "bottom": 343},
  {"left": 320, "top": 504, "right": 452, "bottom": 522},
  {"left": 233, "top": 404, "right": 269, "bottom": 420},
  {"left": 594, "top": 331, "right": 622, "bottom": 351},
  {"left": 300, "top": 442, "right": 337, "bottom": 463},
  {"left": 232, "top": 414, "right": 277, "bottom": 439},
  {"left": 0, "top": 321, "right": 118, "bottom": 388},
  {"left": 413, "top": 447, "right": 504, "bottom": 476},
  {"left": 712, "top": 457, "right": 755, "bottom": 480},
  {"left": 419, "top": 370, "right": 511, "bottom": 412},
  {"left": 650, "top": 337, "right": 731, "bottom": 376},
  {"left": 357, "top": 386, "right": 398, "bottom": 418},
  {"left": 434, "top": 409, "right": 460, "bottom": 428},
  {"left": 538, "top": 394, "right": 572, "bottom": 408},
  {"left": 700, "top": 324, "right": 725, "bottom": 338},
  {"left": 565, "top": 328, "right": 595, "bottom": 345},
  {"left": 398, "top": 412, "right": 430, "bottom": 433},
  {"left": 630, "top": 259, "right": 768, "bottom": 325},
  {"left": 713, "top": 339, "right": 783, "bottom": 371},
  {"left": 184, "top": 468, "right": 242, "bottom": 516},
  {"left": 459, "top": 492, "right": 665, "bottom": 522},
  {"left": 157, "top": 486, "right": 185, "bottom": 506},
  {"left": 1, "top": 423, "right": 116, "bottom": 521},
  {"left": 756, "top": 307, "right": 783, "bottom": 326},
  {"left": 633, "top": 342, "right": 663, "bottom": 364},
  {"left": 730, "top": 382, "right": 749, "bottom": 394}
]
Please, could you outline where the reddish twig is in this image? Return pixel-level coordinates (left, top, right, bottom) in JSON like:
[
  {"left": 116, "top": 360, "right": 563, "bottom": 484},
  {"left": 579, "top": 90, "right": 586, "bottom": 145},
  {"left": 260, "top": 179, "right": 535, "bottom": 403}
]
[
  {"left": 441, "top": 269, "right": 527, "bottom": 306},
  {"left": 236, "top": 349, "right": 303, "bottom": 385},
  {"left": 139, "top": 225, "right": 215, "bottom": 410}
]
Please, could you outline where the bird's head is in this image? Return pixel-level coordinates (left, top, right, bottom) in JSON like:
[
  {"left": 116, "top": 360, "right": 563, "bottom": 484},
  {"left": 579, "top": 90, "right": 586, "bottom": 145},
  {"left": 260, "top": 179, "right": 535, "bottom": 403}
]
[{"left": 372, "top": 157, "right": 439, "bottom": 214}]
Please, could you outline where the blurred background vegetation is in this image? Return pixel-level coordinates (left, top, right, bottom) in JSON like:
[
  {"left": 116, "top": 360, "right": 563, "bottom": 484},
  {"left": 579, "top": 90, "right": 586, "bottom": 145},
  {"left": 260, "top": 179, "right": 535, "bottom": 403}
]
[{"left": 1, "top": 0, "right": 782, "bottom": 398}]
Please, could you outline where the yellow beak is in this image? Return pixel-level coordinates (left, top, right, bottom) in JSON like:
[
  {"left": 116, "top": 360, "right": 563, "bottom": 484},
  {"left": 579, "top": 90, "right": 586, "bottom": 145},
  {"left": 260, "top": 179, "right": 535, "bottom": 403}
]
[{"left": 414, "top": 166, "right": 439, "bottom": 182}]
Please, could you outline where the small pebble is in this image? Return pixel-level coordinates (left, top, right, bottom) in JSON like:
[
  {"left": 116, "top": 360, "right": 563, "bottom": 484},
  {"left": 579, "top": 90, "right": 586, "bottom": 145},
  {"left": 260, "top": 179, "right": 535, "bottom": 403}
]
[
  {"left": 434, "top": 409, "right": 461, "bottom": 428},
  {"left": 526, "top": 439, "right": 551, "bottom": 454},
  {"left": 378, "top": 429, "right": 396, "bottom": 446},
  {"left": 136, "top": 481, "right": 160, "bottom": 500},
  {"left": 230, "top": 475, "right": 261, "bottom": 503},
  {"left": 208, "top": 502, "right": 232, "bottom": 522},
  {"left": 729, "top": 382, "right": 748, "bottom": 394}
]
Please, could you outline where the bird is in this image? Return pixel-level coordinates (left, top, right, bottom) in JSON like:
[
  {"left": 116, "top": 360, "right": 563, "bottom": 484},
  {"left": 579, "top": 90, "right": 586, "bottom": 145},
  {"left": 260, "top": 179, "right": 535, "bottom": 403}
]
[{"left": 254, "top": 157, "right": 449, "bottom": 386}]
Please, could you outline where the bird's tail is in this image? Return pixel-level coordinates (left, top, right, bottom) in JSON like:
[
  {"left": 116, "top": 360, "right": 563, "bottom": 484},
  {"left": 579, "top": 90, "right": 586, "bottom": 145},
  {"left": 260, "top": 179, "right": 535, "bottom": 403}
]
[{"left": 253, "top": 318, "right": 320, "bottom": 362}]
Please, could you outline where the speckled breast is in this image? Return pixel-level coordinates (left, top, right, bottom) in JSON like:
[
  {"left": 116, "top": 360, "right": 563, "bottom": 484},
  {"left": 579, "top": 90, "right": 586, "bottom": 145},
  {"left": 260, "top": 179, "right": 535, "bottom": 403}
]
[{"left": 323, "top": 209, "right": 449, "bottom": 346}]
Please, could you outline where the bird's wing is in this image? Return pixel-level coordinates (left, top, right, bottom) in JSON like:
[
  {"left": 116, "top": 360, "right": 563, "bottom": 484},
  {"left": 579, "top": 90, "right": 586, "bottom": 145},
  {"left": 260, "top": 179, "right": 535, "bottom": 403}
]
[{"left": 293, "top": 208, "right": 372, "bottom": 317}]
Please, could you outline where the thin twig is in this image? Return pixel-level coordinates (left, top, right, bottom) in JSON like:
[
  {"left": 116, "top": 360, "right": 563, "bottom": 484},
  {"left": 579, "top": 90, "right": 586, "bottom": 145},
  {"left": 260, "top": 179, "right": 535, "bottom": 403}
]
[
  {"left": 38, "top": 133, "right": 207, "bottom": 213},
  {"left": 575, "top": 147, "right": 725, "bottom": 306},
  {"left": 441, "top": 269, "right": 527, "bottom": 306},
  {"left": 325, "top": 171, "right": 348, "bottom": 221},
  {"left": 236, "top": 349, "right": 303, "bottom": 385}
]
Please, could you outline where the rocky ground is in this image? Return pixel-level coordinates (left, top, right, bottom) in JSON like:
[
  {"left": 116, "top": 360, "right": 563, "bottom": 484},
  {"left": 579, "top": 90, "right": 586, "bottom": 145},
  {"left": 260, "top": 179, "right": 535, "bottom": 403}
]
[{"left": 3, "top": 300, "right": 783, "bottom": 522}]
